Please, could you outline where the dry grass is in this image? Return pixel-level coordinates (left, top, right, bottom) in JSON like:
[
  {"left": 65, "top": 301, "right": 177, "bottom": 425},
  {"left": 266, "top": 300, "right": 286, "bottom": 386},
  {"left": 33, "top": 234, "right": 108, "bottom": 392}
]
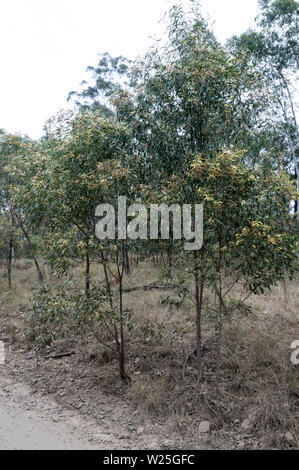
[
  {"left": 124, "top": 261, "right": 299, "bottom": 448},
  {"left": 0, "top": 257, "right": 298, "bottom": 449}
]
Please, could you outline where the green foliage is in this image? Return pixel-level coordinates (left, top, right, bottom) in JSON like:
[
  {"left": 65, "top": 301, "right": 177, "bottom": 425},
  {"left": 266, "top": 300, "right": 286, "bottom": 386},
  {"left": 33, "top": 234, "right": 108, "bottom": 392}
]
[
  {"left": 2, "top": 0, "right": 298, "bottom": 381},
  {"left": 227, "top": 0, "right": 298, "bottom": 205},
  {"left": 8, "top": 111, "right": 133, "bottom": 272},
  {"left": 28, "top": 279, "right": 132, "bottom": 351},
  {"left": 67, "top": 52, "right": 131, "bottom": 115}
]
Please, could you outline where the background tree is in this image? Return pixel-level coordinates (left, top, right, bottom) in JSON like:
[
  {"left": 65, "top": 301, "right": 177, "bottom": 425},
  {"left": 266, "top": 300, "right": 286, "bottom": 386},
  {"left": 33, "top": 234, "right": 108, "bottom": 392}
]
[{"left": 228, "top": 0, "right": 299, "bottom": 215}]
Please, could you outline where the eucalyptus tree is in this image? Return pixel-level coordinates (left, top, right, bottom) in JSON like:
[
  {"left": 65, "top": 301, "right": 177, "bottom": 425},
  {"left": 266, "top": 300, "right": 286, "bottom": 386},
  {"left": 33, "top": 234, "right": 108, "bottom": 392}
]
[
  {"left": 41, "top": 1, "right": 294, "bottom": 377},
  {"left": 228, "top": 0, "right": 299, "bottom": 214},
  {"left": 163, "top": 149, "right": 297, "bottom": 379},
  {"left": 114, "top": 3, "right": 270, "bottom": 378},
  {"left": 0, "top": 132, "right": 44, "bottom": 286},
  {"left": 112, "top": 3, "right": 267, "bottom": 181},
  {"left": 10, "top": 110, "right": 136, "bottom": 380},
  {"left": 67, "top": 52, "right": 131, "bottom": 117},
  {"left": 68, "top": 3, "right": 268, "bottom": 181},
  {"left": 0, "top": 133, "right": 20, "bottom": 287}
]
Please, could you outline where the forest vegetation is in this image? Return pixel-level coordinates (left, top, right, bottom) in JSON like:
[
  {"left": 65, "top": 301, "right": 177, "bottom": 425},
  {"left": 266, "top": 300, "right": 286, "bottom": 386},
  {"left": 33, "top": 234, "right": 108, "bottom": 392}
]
[{"left": 0, "top": 0, "right": 298, "bottom": 449}]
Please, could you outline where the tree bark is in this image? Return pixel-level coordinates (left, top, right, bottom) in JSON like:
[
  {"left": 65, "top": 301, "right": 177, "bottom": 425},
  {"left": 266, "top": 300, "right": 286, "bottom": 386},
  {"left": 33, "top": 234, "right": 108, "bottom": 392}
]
[
  {"left": 85, "top": 245, "right": 90, "bottom": 293},
  {"left": 124, "top": 247, "right": 130, "bottom": 274},
  {"left": 117, "top": 248, "right": 130, "bottom": 381},
  {"left": 7, "top": 237, "right": 13, "bottom": 289},
  {"left": 279, "top": 77, "right": 299, "bottom": 220},
  {"left": 194, "top": 249, "right": 204, "bottom": 381}
]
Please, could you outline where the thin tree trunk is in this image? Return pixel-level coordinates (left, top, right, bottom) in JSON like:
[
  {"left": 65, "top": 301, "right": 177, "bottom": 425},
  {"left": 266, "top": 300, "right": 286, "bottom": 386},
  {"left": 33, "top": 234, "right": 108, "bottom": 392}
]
[
  {"left": 278, "top": 71, "right": 298, "bottom": 138},
  {"left": 85, "top": 247, "right": 90, "bottom": 293},
  {"left": 194, "top": 249, "right": 204, "bottom": 381},
  {"left": 118, "top": 271, "right": 127, "bottom": 380},
  {"left": 161, "top": 252, "right": 167, "bottom": 268},
  {"left": 100, "top": 249, "right": 119, "bottom": 344},
  {"left": 124, "top": 247, "right": 130, "bottom": 274},
  {"left": 216, "top": 292, "right": 223, "bottom": 388},
  {"left": 7, "top": 237, "right": 13, "bottom": 289},
  {"left": 117, "top": 247, "right": 130, "bottom": 381},
  {"left": 279, "top": 80, "right": 299, "bottom": 219},
  {"left": 15, "top": 213, "right": 43, "bottom": 283},
  {"left": 167, "top": 246, "right": 172, "bottom": 276},
  {"left": 216, "top": 235, "right": 223, "bottom": 387},
  {"left": 295, "top": 166, "right": 299, "bottom": 220},
  {"left": 99, "top": 248, "right": 128, "bottom": 380}
]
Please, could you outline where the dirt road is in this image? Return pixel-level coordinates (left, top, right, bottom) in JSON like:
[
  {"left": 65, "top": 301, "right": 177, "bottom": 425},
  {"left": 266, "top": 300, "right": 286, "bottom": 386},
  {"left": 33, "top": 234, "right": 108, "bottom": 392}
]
[
  {"left": 0, "top": 398, "right": 98, "bottom": 450},
  {"left": 0, "top": 374, "right": 127, "bottom": 450}
]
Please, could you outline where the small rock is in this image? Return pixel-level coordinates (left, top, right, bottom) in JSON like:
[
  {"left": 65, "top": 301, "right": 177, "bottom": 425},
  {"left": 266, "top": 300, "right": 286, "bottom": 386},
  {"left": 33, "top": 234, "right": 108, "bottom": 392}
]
[
  {"left": 285, "top": 432, "right": 294, "bottom": 443},
  {"left": 137, "top": 426, "right": 144, "bottom": 435},
  {"left": 198, "top": 421, "right": 211, "bottom": 434},
  {"left": 162, "top": 439, "right": 171, "bottom": 448},
  {"left": 241, "top": 418, "right": 252, "bottom": 430}
]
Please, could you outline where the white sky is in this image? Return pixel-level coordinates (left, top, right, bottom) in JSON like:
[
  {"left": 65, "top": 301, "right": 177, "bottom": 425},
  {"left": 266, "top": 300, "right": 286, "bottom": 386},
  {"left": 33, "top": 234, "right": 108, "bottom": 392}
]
[{"left": 0, "top": 0, "right": 258, "bottom": 139}]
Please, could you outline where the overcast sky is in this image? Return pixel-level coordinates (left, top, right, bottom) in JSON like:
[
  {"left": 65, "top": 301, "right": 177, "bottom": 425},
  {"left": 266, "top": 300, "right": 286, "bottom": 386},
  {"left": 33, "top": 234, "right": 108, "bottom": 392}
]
[{"left": 0, "top": 0, "right": 258, "bottom": 139}]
